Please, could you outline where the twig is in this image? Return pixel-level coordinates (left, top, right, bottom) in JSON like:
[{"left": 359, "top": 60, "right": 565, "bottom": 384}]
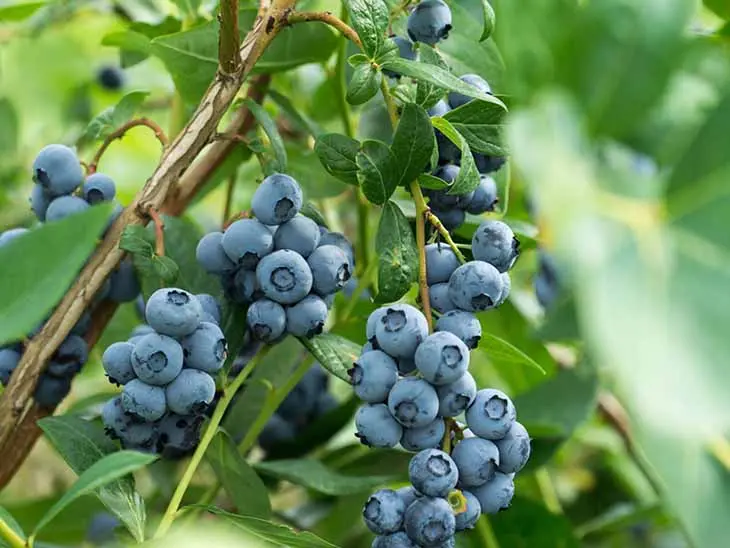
[
  {"left": 154, "top": 349, "right": 268, "bottom": 538},
  {"left": 218, "top": 0, "right": 241, "bottom": 74},
  {"left": 425, "top": 210, "right": 467, "bottom": 263},
  {"left": 222, "top": 172, "right": 238, "bottom": 228},
  {"left": 147, "top": 208, "right": 166, "bottom": 256},
  {"left": 88, "top": 118, "right": 168, "bottom": 173},
  {"left": 286, "top": 11, "right": 362, "bottom": 48},
  {"left": 0, "top": 0, "right": 297, "bottom": 484},
  {"left": 410, "top": 181, "right": 433, "bottom": 331},
  {"left": 380, "top": 79, "right": 399, "bottom": 128}
]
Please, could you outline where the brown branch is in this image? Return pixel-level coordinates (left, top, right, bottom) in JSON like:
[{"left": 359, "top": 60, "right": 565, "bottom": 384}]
[
  {"left": 148, "top": 208, "right": 166, "bottom": 256},
  {"left": 222, "top": 172, "right": 238, "bottom": 228},
  {"left": 286, "top": 11, "right": 363, "bottom": 49},
  {"left": 0, "top": 0, "right": 297, "bottom": 484},
  {"left": 218, "top": 0, "right": 241, "bottom": 74},
  {"left": 88, "top": 118, "right": 168, "bottom": 174},
  {"left": 163, "top": 74, "right": 271, "bottom": 216}
]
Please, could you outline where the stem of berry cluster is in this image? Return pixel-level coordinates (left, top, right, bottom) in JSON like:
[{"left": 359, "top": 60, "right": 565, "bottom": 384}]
[
  {"left": 286, "top": 11, "right": 363, "bottom": 48},
  {"left": 409, "top": 180, "right": 434, "bottom": 332},
  {"left": 87, "top": 118, "right": 168, "bottom": 174},
  {"left": 147, "top": 208, "right": 166, "bottom": 256},
  {"left": 154, "top": 347, "right": 269, "bottom": 538}
]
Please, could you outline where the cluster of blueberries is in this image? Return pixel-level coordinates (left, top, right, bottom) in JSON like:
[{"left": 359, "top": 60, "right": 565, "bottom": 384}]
[
  {"left": 353, "top": 301, "right": 530, "bottom": 547},
  {"left": 0, "top": 144, "right": 139, "bottom": 409},
  {"left": 100, "top": 288, "right": 227, "bottom": 456},
  {"left": 196, "top": 173, "right": 354, "bottom": 343},
  {"left": 428, "top": 219, "right": 518, "bottom": 316}
]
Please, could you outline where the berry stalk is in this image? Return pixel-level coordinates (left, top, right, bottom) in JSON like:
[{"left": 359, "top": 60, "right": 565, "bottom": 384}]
[{"left": 410, "top": 180, "right": 433, "bottom": 332}]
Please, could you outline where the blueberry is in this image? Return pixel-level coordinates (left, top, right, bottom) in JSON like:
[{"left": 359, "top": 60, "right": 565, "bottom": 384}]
[
  {"left": 221, "top": 219, "right": 274, "bottom": 269},
  {"left": 428, "top": 99, "right": 451, "bottom": 117},
  {"left": 131, "top": 324, "right": 155, "bottom": 338},
  {"left": 34, "top": 374, "right": 72, "bottom": 408},
  {"left": 108, "top": 258, "right": 141, "bottom": 303},
  {"left": 131, "top": 333, "right": 184, "bottom": 386},
  {"left": 181, "top": 321, "right": 227, "bottom": 373},
  {"left": 535, "top": 251, "right": 560, "bottom": 309},
  {"left": 258, "top": 413, "right": 296, "bottom": 451},
  {"left": 30, "top": 184, "right": 52, "bottom": 221},
  {"left": 388, "top": 377, "right": 439, "bottom": 428},
  {"left": 97, "top": 65, "right": 125, "bottom": 91},
  {"left": 363, "top": 489, "right": 406, "bottom": 535},
  {"left": 465, "top": 175, "right": 498, "bottom": 215},
  {"left": 495, "top": 421, "right": 531, "bottom": 474},
  {"left": 277, "top": 365, "right": 328, "bottom": 422},
  {"left": 146, "top": 288, "right": 202, "bottom": 338},
  {"left": 86, "top": 512, "right": 120, "bottom": 545},
  {"left": 397, "top": 357, "right": 418, "bottom": 375},
  {"left": 47, "top": 335, "right": 88, "bottom": 378},
  {"left": 349, "top": 350, "right": 398, "bottom": 403},
  {"left": 425, "top": 243, "right": 460, "bottom": 286},
  {"left": 372, "top": 532, "right": 419, "bottom": 548},
  {"left": 313, "top": 392, "right": 338, "bottom": 417},
  {"left": 436, "top": 131, "right": 461, "bottom": 165},
  {"left": 46, "top": 195, "right": 90, "bottom": 222},
  {"left": 157, "top": 413, "right": 203, "bottom": 458},
  {"left": 355, "top": 403, "right": 403, "bottom": 448},
  {"left": 104, "top": 201, "right": 124, "bottom": 234},
  {"left": 374, "top": 304, "right": 429, "bottom": 360},
  {"left": 307, "top": 245, "right": 351, "bottom": 296},
  {"left": 101, "top": 396, "right": 127, "bottom": 438},
  {"left": 224, "top": 268, "right": 259, "bottom": 304},
  {"left": 448, "top": 74, "right": 492, "bottom": 109},
  {"left": 246, "top": 298, "right": 287, "bottom": 343},
  {"left": 432, "top": 165, "right": 474, "bottom": 208},
  {"left": 447, "top": 261, "right": 503, "bottom": 312},
  {"left": 196, "top": 232, "right": 236, "bottom": 274},
  {"left": 430, "top": 208, "right": 465, "bottom": 231},
  {"left": 195, "top": 294, "right": 221, "bottom": 324},
  {"left": 366, "top": 308, "right": 386, "bottom": 342},
  {"left": 454, "top": 490, "right": 481, "bottom": 530},
  {"left": 286, "top": 295, "right": 328, "bottom": 338},
  {"left": 494, "top": 272, "right": 511, "bottom": 307},
  {"left": 428, "top": 281, "right": 457, "bottom": 322},
  {"left": 274, "top": 214, "right": 321, "bottom": 258},
  {"left": 102, "top": 341, "right": 136, "bottom": 385},
  {"left": 256, "top": 249, "right": 313, "bottom": 304},
  {"left": 473, "top": 154, "right": 506, "bottom": 174},
  {"left": 0, "top": 348, "right": 21, "bottom": 385},
  {"left": 466, "top": 388, "right": 516, "bottom": 440},
  {"left": 451, "top": 437, "right": 500, "bottom": 487},
  {"left": 83, "top": 173, "right": 116, "bottom": 204},
  {"left": 471, "top": 220, "right": 519, "bottom": 273},
  {"left": 401, "top": 418, "right": 446, "bottom": 452},
  {"left": 165, "top": 369, "right": 215, "bottom": 415},
  {"left": 470, "top": 472, "right": 514, "bottom": 514},
  {"left": 436, "top": 371, "right": 477, "bottom": 417},
  {"left": 403, "top": 496, "right": 456, "bottom": 547},
  {"left": 407, "top": 0, "right": 452, "bottom": 45},
  {"left": 396, "top": 486, "right": 421, "bottom": 508},
  {"left": 120, "top": 420, "right": 158, "bottom": 449},
  {"left": 409, "top": 448, "right": 458, "bottom": 497},
  {"left": 383, "top": 36, "right": 416, "bottom": 78},
  {"left": 435, "top": 310, "right": 481, "bottom": 349},
  {"left": 121, "top": 379, "right": 166, "bottom": 421},
  {"left": 252, "top": 173, "right": 303, "bottom": 225},
  {"left": 0, "top": 228, "right": 29, "bottom": 248},
  {"left": 318, "top": 231, "right": 355, "bottom": 271},
  {"left": 32, "top": 144, "right": 83, "bottom": 197},
  {"left": 415, "top": 332, "right": 469, "bottom": 386},
  {"left": 72, "top": 310, "right": 92, "bottom": 336}
]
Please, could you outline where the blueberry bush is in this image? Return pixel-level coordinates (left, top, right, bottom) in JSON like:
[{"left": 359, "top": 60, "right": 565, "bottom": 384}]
[{"left": 0, "top": 0, "right": 728, "bottom": 547}]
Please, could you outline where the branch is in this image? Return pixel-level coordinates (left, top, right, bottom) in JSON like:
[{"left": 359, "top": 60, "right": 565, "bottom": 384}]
[
  {"left": 148, "top": 208, "right": 166, "bottom": 256},
  {"left": 286, "top": 11, "right": 362, "bottom": 48},
  {"left": 410, "top": 181, "right": 433, "bottom": 331},
  {"left": 88, "top": 118, "right": 168, "bottom": 173},
  {"left": 0, "top": 0, "right": 297, "bottom": 473},
  {"left": 218, "top": 0, "right": 241, "bottom": 74},
  {"left": 424, "top": 210, "right": 467, "bottom": 263}
]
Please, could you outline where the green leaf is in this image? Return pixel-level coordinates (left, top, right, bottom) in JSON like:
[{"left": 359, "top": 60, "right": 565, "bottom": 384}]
[
  {"left": 418, "top": 173, "right": 450, "bottom": 190},
  {"left": 345, "top": 0, "right": 389, "bottom": 59},
  {"left": 268, "top": 90, "right": 321, "bottom": 137},
  {"left": 151, "top": 9, "right": 338, "bottom": 103},
  {"left": 37, "top": 416, "right": 148, "bottom": 542},
  {"left": 390, "top": 103, "right": 434, "bottom": 188},
  {"left": 255, "top": 459, "right": 397, "bottom": 496},
  {"left": 102, "top": 17, "right": 182, "bottom": 68},
  {"left": 346, "top": 63, "right": 382, "bottom": 106},
  {"left": 415, "top": 45, "right": 450, "bottom": 109},
  {"left": 80, "top": 91, "right": 150, "bottom": 145},
  {"left": 0, "top": 204, "right": 110, "bottom": 347},
  {"left": 479, "top": 0, "right": 496, "bottom": 41},
  {"left": 119, "top": 225, "right": 154, "bottom": 257},
  {"left": 300, "top": 202, "right": 328, "bottom": 228},
  {"left": 0, "top": 98, "right": 18, "bottom": 155},
  {"left": 151, "top": 255, "right": 179, "bottom": 286},
  {"left": 356, "top": 139, "right": 398, "bottom": 205},
  {"left": 348, "top": 53, "right": 369, "bottom": 67},
  {"left": 207, "top": 432, "right": 271, "bottom": 519},
  {"left": 33, "top": 451, "right": 156, "bottom": 536},
  {"left": 705, "top": 0, "right": 730, "bottom": 19},
  {"left": 0, "top": 2, "right": 46, "bottom": 22},
  {"left": 298, "top": 333, "right": 360, "bottom": 383},
  {"left": 244, "top": 99, "right": 287, "bottom": 173},
  {"left": 443, "top": 99, "right": 506, "bottom": 156},
  {"left": 479, "top": 333, "right": 546, "bottom": 375},
  {"left": 199, "top": 506, "right": 338, "bottom": 548},
  {"left": 0, "top": 506, "right": 25, "bottom": 546},
  {"left": 431, "top": 118, "right": 480, "bottom": 195},
  {"left": 314, "top": 133, "right": 361, "bottom": 186},
  {"left": 489, "top": 496, "right": 580, "bottom": 547},
  {"left": 172, "top": 0, "right": 201, "bottom": 20},
  {"left": 379, "top": 58, "right": 506, "bottom": 109},
  {"left": 375, "top": 201, "right": 419, "bottom": 302}
]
